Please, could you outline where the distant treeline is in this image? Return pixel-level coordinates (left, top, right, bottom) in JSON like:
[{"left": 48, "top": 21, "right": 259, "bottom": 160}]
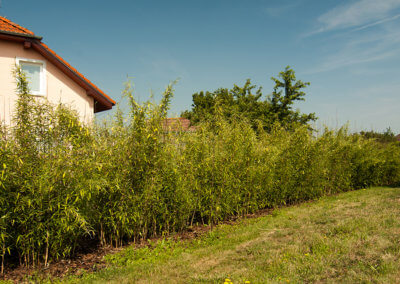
[{"left": 359, "top": 128, "right": 399, "bottom": 144}]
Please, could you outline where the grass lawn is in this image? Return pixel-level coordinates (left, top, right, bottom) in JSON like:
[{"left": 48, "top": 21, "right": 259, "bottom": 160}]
[{"left": 61, "top": 187, "right": 400, "bottom": 283}]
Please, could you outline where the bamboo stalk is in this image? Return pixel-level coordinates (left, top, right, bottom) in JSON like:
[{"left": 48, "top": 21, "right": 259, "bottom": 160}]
[
  {"left": 44, "top": 231, "right": 49, "bottom": 267},
  {"left": 1, "top": 244, "right": 4, "bottom": 275},
  {"left": 100, "top": 223, "right": 104, "bottom": 246}
]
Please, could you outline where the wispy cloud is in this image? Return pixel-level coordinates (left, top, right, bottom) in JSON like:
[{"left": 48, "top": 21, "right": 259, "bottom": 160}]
[
  {"left": 306, "top": 50, "right": 397, "bottom": 74},
  {"left": 351, "top": 13, "right": 400, "bottom": 31},
  {"left": 313, "top": 0, "right": 400, "bottom": 34},
  {"left": 305, "top": 25, "right": 400, "bottom": 74},
  {"left": 306, "top": 32, "right": 400, "bottom": 74},
  {"left": 304, "top": 0, "right": 400, "bottom": 73}
]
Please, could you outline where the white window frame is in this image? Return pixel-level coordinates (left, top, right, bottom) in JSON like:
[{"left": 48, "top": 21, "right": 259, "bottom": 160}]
[{"left": 16, "top": 57, "right": 47, "bottom": 96}]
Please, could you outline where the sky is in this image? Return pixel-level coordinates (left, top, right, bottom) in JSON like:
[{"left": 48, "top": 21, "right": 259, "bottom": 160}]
[{"left": 1, "top": 0, "right": 400, "bottom": 133}]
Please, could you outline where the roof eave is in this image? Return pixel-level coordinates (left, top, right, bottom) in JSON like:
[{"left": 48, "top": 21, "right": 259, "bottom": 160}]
[
  {"left": 0, "top": 32, "right": 115, "bottom": 113},
  {"left": 31, "top": 41, "right": 115, "bottom": 112},
  {"left": 0, "top": 29, "right": 42, "bottom": 40}
]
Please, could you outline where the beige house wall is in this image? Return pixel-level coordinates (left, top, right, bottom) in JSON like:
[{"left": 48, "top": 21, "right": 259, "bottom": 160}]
[{"left": 0, "top": 40, "right": 94, "bottom": 125}]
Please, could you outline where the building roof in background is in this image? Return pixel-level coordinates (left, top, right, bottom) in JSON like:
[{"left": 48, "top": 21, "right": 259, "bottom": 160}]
[
  {"left": 163, "top": 118, "right": 196, "bottom": 132},
  {"left": 396, "top": 134, "right": 400, "bottom": 141},
  {"left": 0, "top": 16, "right": 115, "bottom": 112}
]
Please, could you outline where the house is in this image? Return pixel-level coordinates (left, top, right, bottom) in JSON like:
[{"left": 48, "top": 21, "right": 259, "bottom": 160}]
[
  {"left": 162, "top": 118, "right": 196, "bottom": 132},
  {"left": 0, "top": 16, "right": 115, "bottom": 124},
  {"left": 396, "top": 134, "right": 400, "bottom": 142}
]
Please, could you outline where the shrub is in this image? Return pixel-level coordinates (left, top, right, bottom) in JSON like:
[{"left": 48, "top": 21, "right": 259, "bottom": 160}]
[{"left": 0, "top": 69, "right": 398, "bottom": 270}]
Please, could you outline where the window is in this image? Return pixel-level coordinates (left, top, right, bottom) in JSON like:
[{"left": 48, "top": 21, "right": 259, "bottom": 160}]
[{"left": 16, "top": 58, "right": 46, "bottom": 96}]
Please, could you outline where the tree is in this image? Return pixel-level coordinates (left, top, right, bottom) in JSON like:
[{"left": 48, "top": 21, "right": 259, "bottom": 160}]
[
  {"left": 359, "top": 127, "right": 398, "bottom": 144},
  {"left": 181, "top": 66, "right": 316, "bottom": 131},
  {"left": 181, "top": 79, "right": 264, "bottom": 125},
  {"left": 268, "top": 66, "right": 317, "bottom": 128}
]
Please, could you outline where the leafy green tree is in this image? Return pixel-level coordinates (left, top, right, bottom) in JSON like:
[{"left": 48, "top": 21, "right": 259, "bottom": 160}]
[
  {"left": 182, "top": 66, "right": 316, "bottom": 130},
  {"left": 181, "top": 79, "right": 265, "bottom": 125},
  {"left": 268, "top": 66, "right": 317, "bottom": 128}
]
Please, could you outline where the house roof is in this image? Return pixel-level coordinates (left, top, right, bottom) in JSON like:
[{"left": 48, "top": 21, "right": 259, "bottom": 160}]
[
  {"left": 0, "top": 16, "right": 35, "bottom": 36},
  {"left": 163, "top": 118, "right": 196, "bottom": 132},
  {"left": 0, "top": 16, "right": 115, "bottom": 112}
]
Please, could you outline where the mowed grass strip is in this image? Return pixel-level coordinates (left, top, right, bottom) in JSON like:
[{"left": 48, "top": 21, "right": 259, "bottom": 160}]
[{"left": 66, "top": 187, "right": 400, "bottom": 284}]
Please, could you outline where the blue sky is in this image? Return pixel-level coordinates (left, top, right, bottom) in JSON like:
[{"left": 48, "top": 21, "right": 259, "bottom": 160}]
[{"left": 2, "top": 0, "right": 400, "bottom": 133}]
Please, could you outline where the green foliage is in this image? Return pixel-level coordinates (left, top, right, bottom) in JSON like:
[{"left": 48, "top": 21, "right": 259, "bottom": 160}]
[
  {"left": 269, "top": 66, "right": 317, "bottom": 129},
  {"left": 359, "top": 127, "right": 399, "bottom": 144},
  {"left": 0, "top": 67, "right": 399, "bottom": 272},
  {"left": 181, "top": 79, "right": 266, "bottom": 127},
  {"left": 1, "top": 67, "right": 93, "bottom": 269},
  {"left": 181, "top": 66, "right": 316, "bottom": 131},
  {"left": 69, "top": 187, "right": 400, "bottom": 284}
]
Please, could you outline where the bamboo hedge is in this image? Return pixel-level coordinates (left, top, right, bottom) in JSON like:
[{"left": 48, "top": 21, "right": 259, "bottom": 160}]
[{"left": 0, "top": 68, "right": 399, "bottom": 271}]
